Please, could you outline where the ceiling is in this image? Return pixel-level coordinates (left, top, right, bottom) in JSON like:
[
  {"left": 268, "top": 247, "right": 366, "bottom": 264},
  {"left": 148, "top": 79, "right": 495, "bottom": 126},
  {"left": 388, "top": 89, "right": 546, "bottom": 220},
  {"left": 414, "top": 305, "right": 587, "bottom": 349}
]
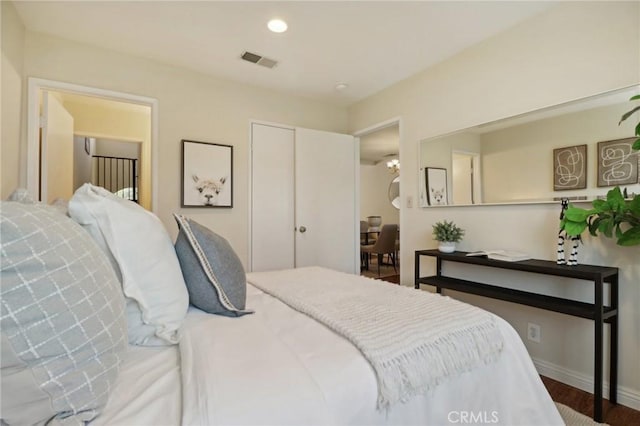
[
  {"left": 55, "top": 91, "right": 151, "bottom": 115},
  {"left": 360, "top": 124, "right": 400, "bottom": 165},
  {"left": 14, "top": 1, "right": 554, "bottom": 107}
]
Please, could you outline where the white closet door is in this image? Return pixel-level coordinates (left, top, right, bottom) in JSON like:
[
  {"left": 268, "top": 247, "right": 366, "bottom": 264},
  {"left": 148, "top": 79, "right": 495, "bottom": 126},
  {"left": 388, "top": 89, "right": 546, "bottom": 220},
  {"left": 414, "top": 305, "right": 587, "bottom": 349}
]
[
  {"left": 250, "top": 123, "right": 295, "bottom": 272},
  {"left": 295, "top": 127, "right": 357, "bottom": 274}
]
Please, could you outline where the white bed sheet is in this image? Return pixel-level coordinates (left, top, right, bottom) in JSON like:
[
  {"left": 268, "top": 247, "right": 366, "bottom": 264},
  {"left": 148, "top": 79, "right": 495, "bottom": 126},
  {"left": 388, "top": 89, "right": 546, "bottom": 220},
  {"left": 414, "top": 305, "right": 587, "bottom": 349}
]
[
  {"left": 92, "top": 344, "right": 181, "bottom": 426},
  {"left": 180, "top": 283, "right": 563, "bottom": 426}
]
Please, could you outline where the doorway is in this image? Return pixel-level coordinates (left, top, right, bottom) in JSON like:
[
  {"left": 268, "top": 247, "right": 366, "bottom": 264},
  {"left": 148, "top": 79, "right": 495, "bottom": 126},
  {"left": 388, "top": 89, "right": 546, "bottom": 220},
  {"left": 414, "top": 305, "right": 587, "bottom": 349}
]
[
  {"left": 26, "top": 78, "right": 158, "bottom": 211},
  {"left": 355, "top": 118, "right": 401, "bottom": 283},
  {"left": 452, "top": 150, "right": 482, "bottom": 205}
]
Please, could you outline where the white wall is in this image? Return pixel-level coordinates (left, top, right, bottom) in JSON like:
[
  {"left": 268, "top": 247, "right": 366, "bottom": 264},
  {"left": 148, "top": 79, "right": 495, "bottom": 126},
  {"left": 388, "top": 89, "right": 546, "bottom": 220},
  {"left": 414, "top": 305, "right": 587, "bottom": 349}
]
[
  {"left": 5, "top": 30, "right": 348, "bottom": 266},
  {"left": 360, "top": 162, "right": 399, "bottom": 226},
  {"left": 349, "top": 2, "right": 640, "bottom": 408},
  {"left": 1, "top": 1, "right": 25, "bottom": 198}
]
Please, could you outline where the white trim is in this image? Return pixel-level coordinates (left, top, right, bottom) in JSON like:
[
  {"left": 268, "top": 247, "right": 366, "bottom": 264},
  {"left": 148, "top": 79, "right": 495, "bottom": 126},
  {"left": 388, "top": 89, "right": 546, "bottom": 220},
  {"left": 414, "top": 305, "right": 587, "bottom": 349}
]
[
  {"left": 353, "top": 136, "right": 361, "bottom": 274},
  {"left": 249, "top": 119, "right": 295, "bottom": 131},
  {"left": 74, "top": 133, "right": 143, "bottom": 144},
  {"left": 26, "top": 78, "right": 159, "bottom": 213},
  {"left": 353, "top": 116, "right": 402, "bottom": 137},
  {"left": 247, "top": 122, "right": 254, "bottom": 271},
  {"left": 532, "top": 356, "right": 640, "bottom": 411}
]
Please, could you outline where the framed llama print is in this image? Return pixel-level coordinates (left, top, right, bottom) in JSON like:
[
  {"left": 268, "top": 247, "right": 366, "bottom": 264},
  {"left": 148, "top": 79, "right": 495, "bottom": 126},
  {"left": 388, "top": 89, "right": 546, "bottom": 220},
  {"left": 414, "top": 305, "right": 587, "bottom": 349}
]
[
  {"left": 425, "top": 167, "right": 448, "bottom": 206},
  {"left": 597, "top": 137, "right": 638, "bottom": 187},
  {"left": 553, "top": 144, "right": 587, "bottom": 191},
  {"left": 181, "top": 140, "right": 233, "bottom": 208}
]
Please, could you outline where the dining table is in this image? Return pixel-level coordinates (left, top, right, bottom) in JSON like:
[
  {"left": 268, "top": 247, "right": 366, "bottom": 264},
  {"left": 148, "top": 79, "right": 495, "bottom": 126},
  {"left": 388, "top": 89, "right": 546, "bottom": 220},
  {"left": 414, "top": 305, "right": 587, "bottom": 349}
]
[{"left": 360, "top": 230, "right": 380, "bottom": 270}]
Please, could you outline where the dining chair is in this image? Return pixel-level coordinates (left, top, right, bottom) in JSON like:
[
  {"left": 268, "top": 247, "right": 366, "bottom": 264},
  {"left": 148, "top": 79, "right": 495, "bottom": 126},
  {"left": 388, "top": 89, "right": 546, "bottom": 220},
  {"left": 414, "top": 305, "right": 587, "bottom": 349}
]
[
  {"left": 360, "top": 220, "right": 369, "bottom": 244},
  {"left": 361, "top": 224, "right": 398, "bottom": 276}
]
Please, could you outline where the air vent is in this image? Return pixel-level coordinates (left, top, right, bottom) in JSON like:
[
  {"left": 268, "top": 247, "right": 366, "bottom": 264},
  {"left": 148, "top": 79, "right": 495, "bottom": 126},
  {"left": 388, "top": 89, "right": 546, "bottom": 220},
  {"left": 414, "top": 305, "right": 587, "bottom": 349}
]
[
  {"left": 241, "top": 51, "right": 278, "bottom": 69},
  {"left": 241, "top": 51, "right": 261, "bottom": 63}
]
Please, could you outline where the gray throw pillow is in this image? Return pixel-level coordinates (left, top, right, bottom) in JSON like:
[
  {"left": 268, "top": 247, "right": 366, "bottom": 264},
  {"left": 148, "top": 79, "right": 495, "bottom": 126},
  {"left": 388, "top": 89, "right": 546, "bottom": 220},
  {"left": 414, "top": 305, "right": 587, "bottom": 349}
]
[
  {"left": 1, "top": 201, "right": 127, "bottom": 425},
  {"left": 174, "top": 214, "right": 252, "bottom": 316}
]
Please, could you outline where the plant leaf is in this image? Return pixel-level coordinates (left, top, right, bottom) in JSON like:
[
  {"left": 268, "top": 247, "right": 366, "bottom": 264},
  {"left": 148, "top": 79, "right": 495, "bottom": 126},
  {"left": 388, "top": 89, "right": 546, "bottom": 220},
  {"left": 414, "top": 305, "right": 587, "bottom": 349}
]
[
  {"left": 589, "top": 215, "right": 603, "bottom": 236},
  {"left": 602, "top": 220, "right": 615, "bottom": 238},
  {"left": 564, "top": 207, "right": 594, "bottom": 222},
  {"left": 617, "top": 226, "right": 640, "bottom": 246},
  {"left": 615, "top": 223, "right": 623, "bottom": 239},
  {"left": 619, "top": 105, "right": 640, "bottom": 125},
  {"left": 630, "top": 94, "right": 640, "bottom": 101},
  {"left": 633, "top": 138, "right": 640, "bottom": 151},
  {"left": 606, "top": 187, "right": 625, "bottom": 212},
  {"left": 562, "top": 220, "right": 587, "bottom": 236},
  {"left": 629, "top": 195, "right": 640, "bottom": 216},
  {"left": 591, "top": 199, "right": 608, "bottom": 212}
]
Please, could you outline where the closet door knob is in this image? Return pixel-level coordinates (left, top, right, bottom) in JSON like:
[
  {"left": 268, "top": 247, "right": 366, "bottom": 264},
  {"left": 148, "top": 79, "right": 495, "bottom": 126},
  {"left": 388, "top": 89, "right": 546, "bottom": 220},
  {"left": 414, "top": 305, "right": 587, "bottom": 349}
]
[{"left": 299, "top": 226, "right": 307, "bottom": 233}]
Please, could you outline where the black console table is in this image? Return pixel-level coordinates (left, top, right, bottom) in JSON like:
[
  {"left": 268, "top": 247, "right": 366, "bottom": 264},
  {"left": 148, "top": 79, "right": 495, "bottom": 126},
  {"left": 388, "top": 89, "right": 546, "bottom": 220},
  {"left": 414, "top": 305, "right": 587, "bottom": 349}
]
[{"left": 414, "top": 249, "right": 618, "bottom": 422}]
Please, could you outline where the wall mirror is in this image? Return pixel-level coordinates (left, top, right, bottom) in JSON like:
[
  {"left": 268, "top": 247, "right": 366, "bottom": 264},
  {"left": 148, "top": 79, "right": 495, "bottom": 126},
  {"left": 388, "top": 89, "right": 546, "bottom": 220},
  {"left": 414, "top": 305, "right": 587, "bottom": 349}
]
[
  {"left": 419, "top": 85, "right": 640, "bottom": 207},
  {"left": 388, "top": 176, "right": 400, "bottom": 209}
]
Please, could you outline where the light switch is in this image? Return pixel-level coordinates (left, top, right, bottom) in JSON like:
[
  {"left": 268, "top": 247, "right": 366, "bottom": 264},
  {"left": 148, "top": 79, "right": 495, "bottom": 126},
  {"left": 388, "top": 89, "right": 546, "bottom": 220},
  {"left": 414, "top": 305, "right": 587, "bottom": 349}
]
[{"left": 406, "top": 196, "right": 413, "bottom": 208}]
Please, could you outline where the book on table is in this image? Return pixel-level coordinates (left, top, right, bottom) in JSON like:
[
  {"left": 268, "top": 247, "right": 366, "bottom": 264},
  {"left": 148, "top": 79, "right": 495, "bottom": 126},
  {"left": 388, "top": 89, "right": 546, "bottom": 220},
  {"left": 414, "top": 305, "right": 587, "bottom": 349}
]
[{"left": 465, "top": 250, "right": 531, "bottom": 262}]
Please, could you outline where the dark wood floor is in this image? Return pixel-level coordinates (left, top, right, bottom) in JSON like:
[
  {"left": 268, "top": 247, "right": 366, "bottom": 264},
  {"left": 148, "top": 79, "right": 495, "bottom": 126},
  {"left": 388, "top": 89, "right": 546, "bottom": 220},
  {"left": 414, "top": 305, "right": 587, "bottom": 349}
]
[
  {"left": 380, "top": 274, "right": 400, "bottom": 284},
  {"left": 541, "top": 376, "right": 640, "bottom": 425}
]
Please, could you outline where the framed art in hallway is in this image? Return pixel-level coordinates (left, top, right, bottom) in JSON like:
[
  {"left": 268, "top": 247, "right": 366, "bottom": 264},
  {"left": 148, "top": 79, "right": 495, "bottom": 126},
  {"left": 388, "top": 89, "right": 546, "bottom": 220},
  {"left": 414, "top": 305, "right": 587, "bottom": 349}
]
[{"left": 181, "top": 139, "right": 233, "bottom": 208}]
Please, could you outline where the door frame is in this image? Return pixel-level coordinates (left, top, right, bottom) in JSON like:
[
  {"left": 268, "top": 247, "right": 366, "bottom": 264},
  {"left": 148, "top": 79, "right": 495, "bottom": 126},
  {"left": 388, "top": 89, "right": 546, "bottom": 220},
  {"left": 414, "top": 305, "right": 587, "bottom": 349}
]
[{"left": 26, "top": 78, "right": 159, "bottom": 212}]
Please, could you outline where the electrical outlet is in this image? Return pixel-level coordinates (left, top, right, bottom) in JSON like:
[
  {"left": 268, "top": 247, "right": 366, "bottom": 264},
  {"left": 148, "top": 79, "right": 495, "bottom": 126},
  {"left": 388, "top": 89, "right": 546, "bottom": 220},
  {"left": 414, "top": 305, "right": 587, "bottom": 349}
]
[{"left": 527, "top": 323, "right": 541, "bottom": 343}]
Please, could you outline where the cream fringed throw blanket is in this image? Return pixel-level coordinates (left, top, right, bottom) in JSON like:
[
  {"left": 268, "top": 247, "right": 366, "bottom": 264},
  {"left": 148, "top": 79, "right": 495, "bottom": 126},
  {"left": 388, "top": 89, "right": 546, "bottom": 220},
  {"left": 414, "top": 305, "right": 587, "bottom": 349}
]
[{"left": 247, "top": 266, "right": 504, "bottom": 409}]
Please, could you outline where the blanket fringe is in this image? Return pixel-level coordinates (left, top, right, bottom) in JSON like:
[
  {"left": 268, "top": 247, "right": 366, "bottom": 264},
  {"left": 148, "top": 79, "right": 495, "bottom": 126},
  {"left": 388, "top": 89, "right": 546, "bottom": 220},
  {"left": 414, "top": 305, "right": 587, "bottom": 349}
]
[{"left": 374, "top": 319, "right": 504, "bottom": 408}]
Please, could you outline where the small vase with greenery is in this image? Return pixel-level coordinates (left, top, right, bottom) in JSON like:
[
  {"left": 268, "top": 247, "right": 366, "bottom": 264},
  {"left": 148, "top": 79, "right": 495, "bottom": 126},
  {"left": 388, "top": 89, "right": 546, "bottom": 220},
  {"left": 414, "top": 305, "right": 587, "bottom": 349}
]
[
  {"left": 432, "top": 220, "right": 465, "bottom": 253},
  {"left": 560, "top": 94, "right": 640, "bottom": 246}
]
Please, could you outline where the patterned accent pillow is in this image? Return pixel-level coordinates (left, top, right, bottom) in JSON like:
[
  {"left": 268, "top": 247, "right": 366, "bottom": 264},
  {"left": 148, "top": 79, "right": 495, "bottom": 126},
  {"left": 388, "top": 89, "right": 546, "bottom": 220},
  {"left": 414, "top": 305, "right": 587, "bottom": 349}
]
[
  {"left": 174, "top": 214, "right": 253, "bottom": 316},
  {"left": 0, "top": 201, "right": 127, "bottom": 425}
]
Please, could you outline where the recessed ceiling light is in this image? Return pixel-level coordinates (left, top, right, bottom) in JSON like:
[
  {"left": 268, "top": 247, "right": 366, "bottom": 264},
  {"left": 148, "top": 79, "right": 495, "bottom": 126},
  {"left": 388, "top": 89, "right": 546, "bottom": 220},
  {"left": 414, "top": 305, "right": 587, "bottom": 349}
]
[
  {"left": 335, "top": 82, "right": 349, "bottom": 91},
  {"left": 268, "top": 19, "right": 288, "bottom": 33}
]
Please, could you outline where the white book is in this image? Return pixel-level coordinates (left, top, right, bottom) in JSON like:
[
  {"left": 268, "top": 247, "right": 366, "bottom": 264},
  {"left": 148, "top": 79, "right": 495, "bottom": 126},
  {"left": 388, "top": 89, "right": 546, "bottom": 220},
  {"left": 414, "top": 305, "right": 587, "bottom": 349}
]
[{"left": 466, "top": 250, "right": 531, "bottom": 262}]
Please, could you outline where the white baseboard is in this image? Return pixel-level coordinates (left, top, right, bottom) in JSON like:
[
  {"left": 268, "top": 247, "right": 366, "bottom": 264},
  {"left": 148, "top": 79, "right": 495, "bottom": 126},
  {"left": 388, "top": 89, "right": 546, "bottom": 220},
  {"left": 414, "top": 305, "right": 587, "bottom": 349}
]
[{"left": 532, "top": 357, "right": 640, "bottom": 411}]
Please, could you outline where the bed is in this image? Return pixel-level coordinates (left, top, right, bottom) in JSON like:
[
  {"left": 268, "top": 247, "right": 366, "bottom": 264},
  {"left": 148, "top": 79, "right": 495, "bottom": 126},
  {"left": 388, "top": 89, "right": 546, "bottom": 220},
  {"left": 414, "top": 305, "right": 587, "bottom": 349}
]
[{"left": 0, "top": 185, "right": 563, "bottom": 426}]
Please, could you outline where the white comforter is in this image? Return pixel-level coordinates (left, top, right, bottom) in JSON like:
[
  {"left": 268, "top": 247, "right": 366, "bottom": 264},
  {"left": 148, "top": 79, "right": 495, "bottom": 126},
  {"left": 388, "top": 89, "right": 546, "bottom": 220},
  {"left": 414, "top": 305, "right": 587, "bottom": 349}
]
[{"left": 179, "top": 279, "right": 563, "bottom": 425}]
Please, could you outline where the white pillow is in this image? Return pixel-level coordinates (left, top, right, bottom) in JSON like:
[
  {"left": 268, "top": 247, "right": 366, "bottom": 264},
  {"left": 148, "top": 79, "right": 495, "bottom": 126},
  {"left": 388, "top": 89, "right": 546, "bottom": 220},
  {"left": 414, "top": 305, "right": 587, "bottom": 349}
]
[{"left": 68, "top": 184, "right": 188, "bottom": 345}]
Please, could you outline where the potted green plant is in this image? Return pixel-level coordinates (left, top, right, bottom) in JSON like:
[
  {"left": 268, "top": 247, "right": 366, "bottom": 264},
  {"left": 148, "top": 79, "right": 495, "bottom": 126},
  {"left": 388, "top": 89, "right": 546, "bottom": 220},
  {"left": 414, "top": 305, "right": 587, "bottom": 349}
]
[
  {"left": 432, "top": 220, "right": 465, "bottom": 252},
  {"left": 560, "top": 95, "right": 640, "bottom": 246}
]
